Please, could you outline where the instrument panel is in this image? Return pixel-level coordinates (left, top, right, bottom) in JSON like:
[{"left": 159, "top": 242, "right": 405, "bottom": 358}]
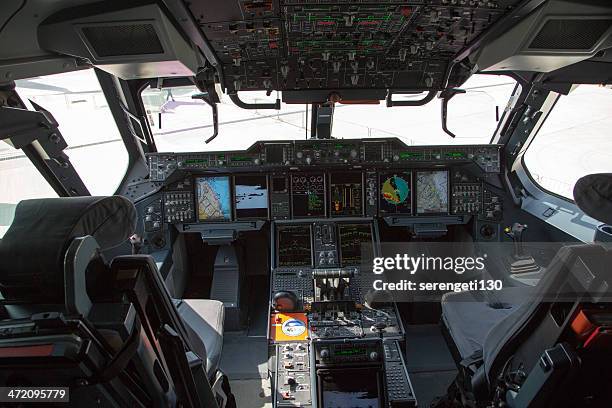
[
  {"left": 143, "top": 139, "right": 503, "bottom": 238},
  {"left": 153, "top": 168, "right": 499, "bottom": 226}
]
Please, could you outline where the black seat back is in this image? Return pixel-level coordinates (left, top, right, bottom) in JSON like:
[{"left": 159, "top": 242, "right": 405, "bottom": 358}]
[
  {"left": 479, "top": 244, "right": 612, "bottom": 405},
  {"left": 0, "top": 197, "right": 218, "bottom": 407}
]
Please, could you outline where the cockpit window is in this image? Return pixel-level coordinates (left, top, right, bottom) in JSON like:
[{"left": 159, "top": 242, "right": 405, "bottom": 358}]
[
  {"left": 15, "top": 69, "right": 128, "bottom": 195},
  {"left": 524, "top": 85, "right": 612, "bottom": 200},
  {"left": 142, "top": 74, "right": 517, "bottom": 153},
  {"left": 0, "top": 146, "right": 58, "bottom": 239}
]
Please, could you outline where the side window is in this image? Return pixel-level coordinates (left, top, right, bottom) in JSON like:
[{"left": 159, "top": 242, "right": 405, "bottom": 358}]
[
  {"left": 15, "top": 69, "right": 129, "bottom": 195},
  {"left": 0, "top": 145, "right": 58, "bottom": 238},
  {"left": 524, "top": 85, "right": 612, "bottom": 199}
]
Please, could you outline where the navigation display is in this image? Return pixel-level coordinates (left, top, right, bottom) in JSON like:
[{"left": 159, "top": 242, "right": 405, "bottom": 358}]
[
  {"left": 234, "top": 175, "right": 268, "bottom": 219},
  {"left": 196, "top": 176, "right": 232, "bottom": 221},
  {"left": 379, "top": 172, "right": 412, "bottom": 214},
  {"left": 292, "top": 174, "right": 325, "bottom": 217},
  {"left": 330, "top": 173, "right": 363, "bottom": 217},
  {"left": 277, "top": 225, "right": 312, "bottom": 267},
  {"left": 339, "top": 224, "right": 373, "bottom": 266},
  {"left": 416, "top": 170, "right": 449, "bottom": 214}
]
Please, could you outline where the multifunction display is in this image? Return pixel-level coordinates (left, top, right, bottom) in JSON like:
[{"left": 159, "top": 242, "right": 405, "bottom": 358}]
[
  {"left": 416, "top": 170, "right": 449, "bottom": 214},
  {"left": 234, "top": 175, "right": 268, "bottom": 219},
  {"left": 277, "top": 225, "right": 313, "bottom": 267},
  {"left": 196, "top": 176, "right": 232, "bottom": 221},
  {"left": 330, "top": 173, "right": 363, "bottom": 217},
  {"left": 379, "top": 172, "right": 413, "bottom": 215},
  {"left": 338, "top": 224, "right": 373, "bottom": 266}
]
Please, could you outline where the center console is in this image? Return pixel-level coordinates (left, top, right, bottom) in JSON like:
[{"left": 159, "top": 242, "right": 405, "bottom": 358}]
[{"left": 269, "top": 219, "right": 415, "bottom": 407}]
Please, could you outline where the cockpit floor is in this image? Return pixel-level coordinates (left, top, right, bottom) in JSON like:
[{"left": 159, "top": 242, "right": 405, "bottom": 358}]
[{"left": 232, "top": 379, "right": 273, "bottom": 408}]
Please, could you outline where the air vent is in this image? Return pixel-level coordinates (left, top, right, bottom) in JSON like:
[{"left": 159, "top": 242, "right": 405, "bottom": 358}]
[
  {"left": 528, "top": 19, "right": 612, "bottom": 50},
  {"left": 82, "top": 24, "right": 164, "bottom": 57}
]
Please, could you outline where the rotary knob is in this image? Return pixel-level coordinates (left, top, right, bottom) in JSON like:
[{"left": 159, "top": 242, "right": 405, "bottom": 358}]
[{"left": 320, "top": 349, "right": 330, "bottom": 359}]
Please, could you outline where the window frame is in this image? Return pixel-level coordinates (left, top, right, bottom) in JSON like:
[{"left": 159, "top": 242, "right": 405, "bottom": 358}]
[{"left": 518, "top": 91, "right": 575, "bottom": 203}]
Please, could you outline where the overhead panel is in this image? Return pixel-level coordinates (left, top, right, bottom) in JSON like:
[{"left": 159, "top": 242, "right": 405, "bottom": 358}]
[{"left": 187, "top": 0, "right": 523, "bottom": 94}]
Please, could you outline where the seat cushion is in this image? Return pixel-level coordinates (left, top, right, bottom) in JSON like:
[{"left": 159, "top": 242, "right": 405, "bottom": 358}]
[
  {"left": 176, "top": 299, "right": 224, "bottom": 378},
  {"left": 441, "top": 287, "right": 531, "bottom": 360}
]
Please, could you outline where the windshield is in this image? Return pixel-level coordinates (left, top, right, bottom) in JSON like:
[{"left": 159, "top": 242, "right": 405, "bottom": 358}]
[
  {"left": 524, "top": 84, "right": 612, "bottom": 200},
  {"left": 142, "top": 74, "right": 517, "bottom": 152}
]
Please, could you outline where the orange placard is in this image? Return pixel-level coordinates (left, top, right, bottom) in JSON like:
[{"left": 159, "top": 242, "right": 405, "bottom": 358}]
[{"left": 270, "top": 312, "right": 309, "bottom": 342}]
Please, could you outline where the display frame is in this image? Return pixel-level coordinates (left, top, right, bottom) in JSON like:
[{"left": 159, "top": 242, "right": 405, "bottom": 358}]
[
  {"left": 290, "top": 173, "right": 327, "bottom": 219},
  {"left": 317, "top": 367, "right": 384, "bottom": 408},
  {"left": 233, "top": 174, "right": 270, "bottom": 221},
  {"left": 414, "top": 169, "right": 451, "bottom": 215},
  {"left": 378, "top": 170, "right": 414, "bottom": 216},
  {"left": 195, "top": 175, "right": 234, "bottom": 223},
  {"left": 275, "top": 224, "right": 314, "bottom": 268},
  {"left": 337, "top": 222, "right": 374, "bottom": 267},
  {"left": 329, "top": 172, "right": 365, "bottom": 218}
]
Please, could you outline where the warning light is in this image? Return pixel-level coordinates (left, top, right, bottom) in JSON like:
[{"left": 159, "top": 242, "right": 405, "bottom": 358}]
[{"left": 400, "top": 7, "right": 412, "bottom": 18}]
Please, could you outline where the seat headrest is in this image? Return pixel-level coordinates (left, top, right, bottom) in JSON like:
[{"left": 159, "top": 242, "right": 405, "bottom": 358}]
[
  {"left": 573, "top": 173, "right": 612, "bottom": 225},
  {"left": 0, "top": 196, "right": 136, "bottom": 302}
]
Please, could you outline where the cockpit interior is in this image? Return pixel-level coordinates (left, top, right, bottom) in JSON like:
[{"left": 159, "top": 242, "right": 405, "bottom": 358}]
[{"left": 1, "top": 0, "right": 612, "bottom": 407}]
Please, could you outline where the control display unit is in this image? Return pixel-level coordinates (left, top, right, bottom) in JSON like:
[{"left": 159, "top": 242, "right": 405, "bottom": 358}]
[
  {"left": 277, "top": 225, "right": 312, "bottom": 267},
  {"left": 234, "top": 175, "right": 268, "bottom": 219},
  {"left": 196, "top": 176, "right": 232, "bottom": 221},
  {"left": 330, "top": 173, "right": 363, "bottom": 217},
  {"left": 416, "top": 170, "right": 449, "bottom": 214},
  {"left": 379, "top": 172, "right": 413, "bottom": 215},
  {"left": 292, "top": 174, "right": 326, "bottom": 218},
  {"left": 338, "top": 224, "right": 373, "bottom": 266}
]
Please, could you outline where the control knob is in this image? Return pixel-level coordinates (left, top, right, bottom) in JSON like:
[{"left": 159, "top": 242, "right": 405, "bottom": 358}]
[{"left": 320, "top": 349, "right": 330, "bottom": 359}]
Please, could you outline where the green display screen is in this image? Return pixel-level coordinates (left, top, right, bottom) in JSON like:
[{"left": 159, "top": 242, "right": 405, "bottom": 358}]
[
  {"left": 445, "top": 152, "right": 467, "bottom": 158},
  {"left": 184, "top": 159, "right": 207, "bottom": 164},
  {"left": 335, "top": 348, "right": 365, "bottom": 356},
  {"left": 230, "top": 156, "right": 251, "bottom": 162},
  {"left": 399, "top": 152, "right": 423, "bottom": 159}
]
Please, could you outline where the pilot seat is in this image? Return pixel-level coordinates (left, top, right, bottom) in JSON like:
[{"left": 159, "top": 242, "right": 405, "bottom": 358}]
[
  {"left": 439, "top": 173, "right": 612, "bottom": 407},
  {"left": 0, "top": 196, "right": 232, "bottom": 407}
]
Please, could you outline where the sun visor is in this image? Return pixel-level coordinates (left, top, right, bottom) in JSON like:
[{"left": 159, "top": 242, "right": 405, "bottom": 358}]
[
  {"left": 38, "top": 3, "right": 199, "bottom": 80},
  {"left": 473, "top": 0, "right": 612, "bottom": 73}
]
